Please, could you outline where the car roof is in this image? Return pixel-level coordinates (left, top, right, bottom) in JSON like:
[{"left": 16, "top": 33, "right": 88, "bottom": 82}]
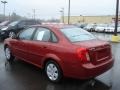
[
  {"left": 32, "top": 24, "right": 76, "bottom": 30},
  {"left": 14, "top": 19, "right": 38, "bottom": 22}
]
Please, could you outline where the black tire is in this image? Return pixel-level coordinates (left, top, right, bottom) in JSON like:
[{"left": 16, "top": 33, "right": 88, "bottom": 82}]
[
  {"left": 4, "top": 46, "right": 15, "bottom": 62},
  {"left": 45, "top": 60, "right": 62, "bottom": 83},
  {"left": 103, "top": 29, "right": 105, "bottom": 33},
  {"left": 90, "top": 28, "right": 93, "bottom": 32},
  {"left": 9, "top": 31, "right": 15, "bottom": 38}
]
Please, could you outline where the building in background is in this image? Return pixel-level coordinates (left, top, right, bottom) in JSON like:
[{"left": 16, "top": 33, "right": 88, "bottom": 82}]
[{"left": 61, "top": 15, "right": 120, "bottom": 24}]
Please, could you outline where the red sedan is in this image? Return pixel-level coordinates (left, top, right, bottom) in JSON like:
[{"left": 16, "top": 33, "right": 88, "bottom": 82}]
[{"left": 4, "top": 25, "right": 114, "bottom": 82}]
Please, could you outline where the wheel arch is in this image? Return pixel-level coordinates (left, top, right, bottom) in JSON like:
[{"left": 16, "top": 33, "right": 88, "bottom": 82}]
[
  {"left": 4, "top": 44, "right": 8, "bottom": 50},
  {"left": 42, "top": 54, "right": 64, "bottom": 74}
]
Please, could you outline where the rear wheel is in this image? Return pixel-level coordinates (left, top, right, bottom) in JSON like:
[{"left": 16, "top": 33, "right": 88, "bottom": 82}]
[
  {"left": 5, "top": 46, "right": 15, "bottom": 61},
  {"left": 45, "top": 61, "right": 62, "bottom": 83}
]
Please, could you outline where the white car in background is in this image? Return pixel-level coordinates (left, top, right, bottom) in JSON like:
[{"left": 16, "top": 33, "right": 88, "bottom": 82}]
[
  {"left": 84, "top": 24, "right": 96, "bottom": 32},
  {"left": 105, "top": 24, "right": 120, "bottom": 33},
  {"left": 95, "top": 24, "right": 107, "bottom": 32},
  {"left": 117, "top": 27, "right": 120, "bottom": 33},
  {"left": 105, "top": 25, "right": 115, "bottom": 33}
]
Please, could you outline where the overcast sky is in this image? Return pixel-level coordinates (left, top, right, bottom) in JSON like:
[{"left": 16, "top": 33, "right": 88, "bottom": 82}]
[{"left": 1, "top": 0, "right": 116, "bottom": 19}]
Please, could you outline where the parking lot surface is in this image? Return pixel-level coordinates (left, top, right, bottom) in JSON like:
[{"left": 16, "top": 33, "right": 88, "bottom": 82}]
[{"left": 0, "top": 33, "right": 120, "bottom": 90}]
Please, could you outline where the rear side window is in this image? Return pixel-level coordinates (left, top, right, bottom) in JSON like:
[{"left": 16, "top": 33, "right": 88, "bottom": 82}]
[
  {"left": 51, "top": 32, "right": 58, "bottom": 43},
  {"left": 60, "top": 28, "right": 96, "bottom": 42}
]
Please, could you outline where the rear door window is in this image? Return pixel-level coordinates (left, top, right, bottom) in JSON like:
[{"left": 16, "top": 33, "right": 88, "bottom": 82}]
[
  {"left": 33, "top": 27, "right": 58, "bottom": 42},
  {"left": 33, "top": 28, "right": 51, "bottom": 42}
]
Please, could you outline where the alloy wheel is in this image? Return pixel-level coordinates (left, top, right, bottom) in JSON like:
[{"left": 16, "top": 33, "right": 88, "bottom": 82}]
[
  {"left": 9, "top": 32, "right": 15, "bottom": 38},
  {"left": 46, "top": 63, "right": 59, "bottom": 81},
  {"left": 5, "top": 47, "right": 11, "bottom": 60}
]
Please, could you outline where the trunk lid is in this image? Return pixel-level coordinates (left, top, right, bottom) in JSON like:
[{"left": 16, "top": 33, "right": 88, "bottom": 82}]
[{"left": 74, "top": 40, "right": 112, "bottom": 65}]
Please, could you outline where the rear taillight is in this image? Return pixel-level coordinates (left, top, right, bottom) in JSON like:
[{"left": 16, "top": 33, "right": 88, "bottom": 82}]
[{"left": 77, "top": 48, "right": 90, "bottom": 63}]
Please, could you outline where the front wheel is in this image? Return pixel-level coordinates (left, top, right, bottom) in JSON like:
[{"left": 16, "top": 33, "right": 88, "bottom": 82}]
[
  {"left": 45, "top": 61, "right": 62, "bottom": 83},
  {"left": 5, "top": 46, "right": 15, "bottom": 61},
  {"left": 9, "top": 32, "right": 15, "bottom": 38}
]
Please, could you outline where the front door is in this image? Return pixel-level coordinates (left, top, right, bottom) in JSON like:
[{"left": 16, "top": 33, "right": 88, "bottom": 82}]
[
  {"left": 27, "top": 27, "right": 58, "bottom": 66},
  {"left": 11, "top": 27, "right": 36, "bottom": 61}
]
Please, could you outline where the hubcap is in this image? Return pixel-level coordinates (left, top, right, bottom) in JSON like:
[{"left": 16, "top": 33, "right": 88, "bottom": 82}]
[
  {"left": 9, "top": 32, "right": 15, "bottom": 38},
  {"left": 5, "top": 48, "right": 10, "bottom": 60},
  {"left": 46, "top": 63, "right": 58, "bottom": 81}
]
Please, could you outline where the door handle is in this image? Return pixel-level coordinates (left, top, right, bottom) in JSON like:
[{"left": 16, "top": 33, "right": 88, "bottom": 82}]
[
  {"left": 21, "top": 43, "right": 25, "bottom": 46},
  {"left": 43, "top": 46, "right": 47, "bottom": 49}
]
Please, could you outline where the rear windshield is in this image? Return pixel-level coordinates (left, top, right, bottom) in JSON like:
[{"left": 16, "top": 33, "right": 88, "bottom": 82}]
[{"left": 60, "top": 28, "right": 96, "bottom": 42}]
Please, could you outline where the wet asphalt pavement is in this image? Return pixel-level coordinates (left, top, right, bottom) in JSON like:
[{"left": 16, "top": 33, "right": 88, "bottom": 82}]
[{"left": 0, "top": 33, "right": 120, "bottom": 90}]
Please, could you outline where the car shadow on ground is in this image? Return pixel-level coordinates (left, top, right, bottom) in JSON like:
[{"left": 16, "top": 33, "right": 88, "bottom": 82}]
[{"left": 4, "top": 59, "right": 111, "bottom": 90}]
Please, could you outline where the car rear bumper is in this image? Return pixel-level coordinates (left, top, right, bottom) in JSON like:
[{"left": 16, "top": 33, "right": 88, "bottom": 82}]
[
  {"left": 80, "top": 58, "right": 114, "bottom": 79},
  {"left": 64, "top": 58, "right": 114, "bottom": 79}
]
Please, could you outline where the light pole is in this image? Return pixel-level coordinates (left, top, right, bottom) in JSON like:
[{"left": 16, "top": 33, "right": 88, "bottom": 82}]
[
  {"left": 112, "top": 0, "right": 120, "bottom": 42},
  {"left": 68, "top": 0, "right": 71, "bottom": 24},
  {"left": 114, "top": 0, "right": 119, "bottom": 36},
  {"left": 33, "top": 9, "right": 36, "bottom": 20},
  {"left": 32, "top": 9, "right": 41, "bottom": 20},
  {"left": 1, "top": 1, "right": 7, "bottom": 20},
  {"left": 60, "top": 8, "right": 64, "bottom": 23}
]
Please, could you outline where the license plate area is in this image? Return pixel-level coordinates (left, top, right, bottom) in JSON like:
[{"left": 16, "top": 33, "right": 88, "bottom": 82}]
[{"left": 96, "top": 48, "right": 110, "bottom": 61}]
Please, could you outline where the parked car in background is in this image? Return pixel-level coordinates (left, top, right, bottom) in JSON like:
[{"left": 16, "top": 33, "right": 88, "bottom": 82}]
[
  {"left": 105, "top": 25, "right": 115, "bottom": 33},
  {"left": 95, "top": 24, "right": 107, "bottom": 32},
  {"left": 0, "top": 19, "right": 41, "bottom": 40},
  {"left": 84, "top": 24, "right": 97, "bottom": 32},
  {"left": 0, "top": 20, "right": 11, "bottom": 29},
  {"left": 75, "top": 23, "right": 87, "bottom": 28},
  {"left": 4, "top": 24, "right": 114, "bottom": 83},
  {"left": 117, "top": 27, "right": 120, "bottom": 33},
  {"left": 105, "top": 24, "right": 120, "bottom": 33}
]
